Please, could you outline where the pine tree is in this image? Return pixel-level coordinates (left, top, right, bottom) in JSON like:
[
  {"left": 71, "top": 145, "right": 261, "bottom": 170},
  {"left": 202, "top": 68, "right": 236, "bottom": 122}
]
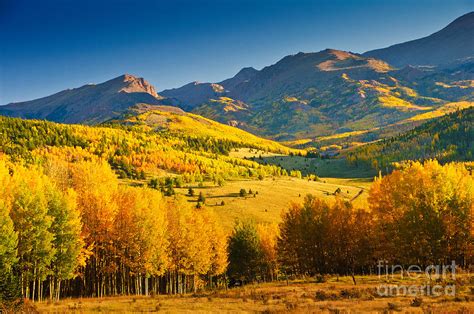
[
  {"left": 197, "top": 192, "right": 205, "bottom": 203},
  {"left": 227, "top": 220, "right": 262, "bottom": 283}
]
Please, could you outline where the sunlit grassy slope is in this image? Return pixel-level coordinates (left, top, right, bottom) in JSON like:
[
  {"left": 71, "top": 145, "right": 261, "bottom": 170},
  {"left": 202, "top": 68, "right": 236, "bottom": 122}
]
[
  {"left": 1, "top": 114, "right": 374, "bottom": 233},
  {"left": 174, "top": 176, "right": 372, "bottom": 231}
]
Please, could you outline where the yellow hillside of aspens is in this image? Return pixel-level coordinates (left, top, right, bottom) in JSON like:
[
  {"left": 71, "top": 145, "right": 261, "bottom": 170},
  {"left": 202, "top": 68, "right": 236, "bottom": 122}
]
[
  {"left": 406, "top": 101, "right": 474, "bottom": 122},
  {"left": 436, "top": 80, "right": 474, "bottom": 89},
  {"left": 281, "top": 138, "right": 313, "bottom": 147},
  {"left": 210, "top": 97, "right": 249, "bottom": 112},
  {"left": 378, "top": 95, "right": 432, "bottom": 111},
  {"left": 132, "top": 109, "right": 298, "bottom": 154},
  {"left": 315, "top": 129, "right": 371, "bottom": 141}
]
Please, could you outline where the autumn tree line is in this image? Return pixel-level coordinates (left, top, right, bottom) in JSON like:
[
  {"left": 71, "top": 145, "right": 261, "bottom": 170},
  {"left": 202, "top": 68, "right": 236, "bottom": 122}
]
[
  {"left": 0, "top": 155, "right": 227, "bottom": 303},
  {"left": 227, "top": 160, "right": 473, "bottom": 282}
]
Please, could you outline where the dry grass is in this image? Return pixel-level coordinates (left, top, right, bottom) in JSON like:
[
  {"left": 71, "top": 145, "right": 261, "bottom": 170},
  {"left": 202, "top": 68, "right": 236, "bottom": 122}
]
[
  {"left": 176, "top": 176, "right": 372, "bottom": 231},
  {"left": 35, "top": 275, "right": 473, "bottom": 313},
  {"left": 178, "top": 148, "right": 376, "bottom": 231}
]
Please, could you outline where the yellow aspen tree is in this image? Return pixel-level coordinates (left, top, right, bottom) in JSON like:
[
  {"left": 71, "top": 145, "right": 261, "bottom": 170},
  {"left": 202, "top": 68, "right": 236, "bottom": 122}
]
[
  {"left": 369, "top": 160, "right": 474, "bottom": 266},
  {"left": 9, "top": 165, "right": 55, "bottom": 301},
  {"left": 46, "top": 186, "right": 83, "bottom": 301},
  {"left": 202, "top": 208, "right": 227, "bottom": 279},
  {"left": 69, "top": 160, "right": 119, "bottom": 297}
]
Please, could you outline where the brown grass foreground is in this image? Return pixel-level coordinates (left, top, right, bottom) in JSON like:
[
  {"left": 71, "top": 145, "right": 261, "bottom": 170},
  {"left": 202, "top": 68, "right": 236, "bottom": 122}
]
[{"left": 32, "top": 275, "right": 473, "bottom": 313}]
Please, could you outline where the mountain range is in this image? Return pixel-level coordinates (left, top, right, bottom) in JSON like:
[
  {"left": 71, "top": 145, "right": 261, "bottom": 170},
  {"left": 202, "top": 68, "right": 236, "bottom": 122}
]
[{"left": 1, "top": 12, "right": 473, "bottom": 146}]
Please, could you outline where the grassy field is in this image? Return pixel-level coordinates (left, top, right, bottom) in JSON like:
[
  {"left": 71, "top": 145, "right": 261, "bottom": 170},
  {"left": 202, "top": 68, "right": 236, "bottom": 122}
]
[
  {"left": 230, "top": 148, "right": 377, "bottom": 178},
  {"left": 35, "top": 274, "right": 473, "bottom": 313},
  {"left": 176, "top": 176, "right": 372, "bottom": 231}
]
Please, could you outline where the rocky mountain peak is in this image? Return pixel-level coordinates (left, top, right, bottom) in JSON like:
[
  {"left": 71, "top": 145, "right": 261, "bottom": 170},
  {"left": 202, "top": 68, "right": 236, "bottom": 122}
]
[{"left": 116, "top": 74, "right": 160, "bottom": 98}]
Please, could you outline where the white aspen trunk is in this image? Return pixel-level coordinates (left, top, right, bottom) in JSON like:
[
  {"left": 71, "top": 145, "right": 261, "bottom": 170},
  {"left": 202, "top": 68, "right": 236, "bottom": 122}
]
[
  {"left": 32, "top": 267, "right": 37, "bottom": 302},
  {"left": 144, "top": 276, "right": 148, "bottom": 296}
]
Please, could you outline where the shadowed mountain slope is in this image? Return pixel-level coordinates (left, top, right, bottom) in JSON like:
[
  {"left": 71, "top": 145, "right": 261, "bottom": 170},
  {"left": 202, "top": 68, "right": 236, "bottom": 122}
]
[
  {"left": 0, "top": 74, "right": 171, "bottom": 124},
  {"left": 364, "top": 12, "right": 474, "bottom": 67}
]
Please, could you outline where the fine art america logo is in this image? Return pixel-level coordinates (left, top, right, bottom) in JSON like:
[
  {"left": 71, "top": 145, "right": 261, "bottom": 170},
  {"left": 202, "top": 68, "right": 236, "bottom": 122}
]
[{"left": 376, "top": 260, "right": 457, "bottom": 297}]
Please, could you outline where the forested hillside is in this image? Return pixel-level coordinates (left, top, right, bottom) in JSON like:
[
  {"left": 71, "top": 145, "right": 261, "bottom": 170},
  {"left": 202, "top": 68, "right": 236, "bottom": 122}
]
[
  {"left": 108, "top": 104, "right": 293, "bottom": 152},
  {"left": 347, "top": 107, "right": 474, "bottom": 170},
  {"left": 0, "top": 115, "right": 296, "bottom": 183}
]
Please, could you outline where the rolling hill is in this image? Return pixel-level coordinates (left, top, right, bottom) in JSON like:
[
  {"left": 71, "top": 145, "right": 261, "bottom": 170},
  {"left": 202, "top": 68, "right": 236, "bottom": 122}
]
[
  {"left": 107, "top": 103, "right": 296, "bottom": 154},
  {"left": 0, "top": 112, "right": 298, "bottom": 183}
]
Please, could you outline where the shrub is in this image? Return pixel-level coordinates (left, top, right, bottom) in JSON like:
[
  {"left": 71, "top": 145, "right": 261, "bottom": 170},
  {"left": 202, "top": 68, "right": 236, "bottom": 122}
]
[
  {"left": 197, "top": 192, "right": 205, "bottom": 203},
  {"left": 411, "top": 297, "right": 423, "bottom": 307},
  {"left": 315, "top": 274, "right": 327, "bottom": 283},
  {"left": 387, "top": 302, "right": 401, "bottom": 311}
]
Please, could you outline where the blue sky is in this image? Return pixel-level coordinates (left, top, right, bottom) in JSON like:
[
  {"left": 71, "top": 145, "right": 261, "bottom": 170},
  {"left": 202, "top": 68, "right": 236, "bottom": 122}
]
[{"left": 0, "top": 0, "right": 472, "bottom": 104}]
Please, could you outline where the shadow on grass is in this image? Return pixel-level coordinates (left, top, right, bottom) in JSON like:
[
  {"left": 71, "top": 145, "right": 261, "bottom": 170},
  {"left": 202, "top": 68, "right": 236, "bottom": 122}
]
[{"left": 253, "top": 156, "right": 377, "bottom": 179}]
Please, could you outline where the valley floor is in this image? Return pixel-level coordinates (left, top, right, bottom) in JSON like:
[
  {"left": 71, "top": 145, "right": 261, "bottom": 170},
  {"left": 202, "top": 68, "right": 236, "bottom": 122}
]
[
  {"left": 175, "top": 176, "right": 372, "bottom": 230},
  {"left": 34, "top": 275, "right": 473, "bottom": 313}
]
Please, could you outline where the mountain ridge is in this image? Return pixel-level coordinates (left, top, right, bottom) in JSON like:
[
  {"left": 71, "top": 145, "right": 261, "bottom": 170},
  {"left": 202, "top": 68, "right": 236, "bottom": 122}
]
[
  {"left": 363, "top": 11, "right": 474, "bottom": 67},
  {"left": 0, "top": 74, "right": 170, "bottom": 124}
]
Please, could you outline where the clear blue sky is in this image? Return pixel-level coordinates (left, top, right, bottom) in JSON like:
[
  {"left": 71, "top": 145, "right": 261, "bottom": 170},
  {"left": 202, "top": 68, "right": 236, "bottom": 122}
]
[{"left": 0, "top": 0, "right": 472, "bottom": 104}]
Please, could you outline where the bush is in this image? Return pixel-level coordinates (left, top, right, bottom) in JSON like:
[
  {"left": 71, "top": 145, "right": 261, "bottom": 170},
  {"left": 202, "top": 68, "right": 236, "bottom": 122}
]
[
  {"left": 0, "top": 272, "right": 21, "bottom": 302},
  {"left": 314, "top": 290, "right": 337, "bottom": 301},
  {"left": 164, "top": 186, "right": 175, "bottom": 196},
  {"left": 314, "top": 274, "right": 327, "bottom": 283},
  {"left": 387, "top": 302, "right": 401, "bottom": 311},
  {"left": 411, "top": 297, "right": 423, "bottom": 307},
  {"left": 239, "top": 189, "right": 247, "bottom": 197},
  {"left": 339, "top": 289, "right": 362, "bottom": 299}
]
